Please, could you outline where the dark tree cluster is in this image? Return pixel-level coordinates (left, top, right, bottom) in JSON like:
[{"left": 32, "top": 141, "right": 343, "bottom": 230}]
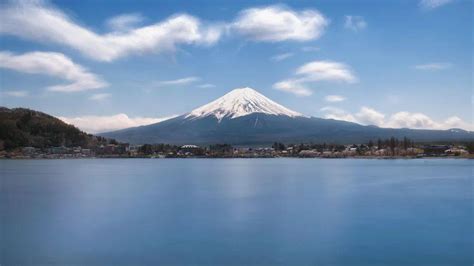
[
  {"left": 376, "top": 137, "right": 415, "bottom": 149},
  {"left": 372, "top": 137, "right": 415, "bottom": 155},
  {"left": 138, "top": 144, "right": 179, "bottom": 155},
  {"left": 465, "top": 142, "right": 474, "bottom": 154},
  {"left": 0, "top": 108, "right": 98, "bottom": 150},
  {"left": 208, "top": 144, "right": 233, "bottom": 153},
  {"left": 272, "top": 142, "right": 286, "bottom": 151},
  {"left": 290, "top": 143, "right": 345, "bottom": 153}
]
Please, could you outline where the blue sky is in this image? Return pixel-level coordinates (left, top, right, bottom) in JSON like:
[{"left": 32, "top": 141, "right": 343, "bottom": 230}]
[{"left": 0, "top": 0, "right": 472, "bottom": 133}]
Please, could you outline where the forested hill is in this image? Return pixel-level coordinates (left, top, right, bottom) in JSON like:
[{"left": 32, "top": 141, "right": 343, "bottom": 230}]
[{"left": 0, "top": 107, "right": 103, "bottom": 150}]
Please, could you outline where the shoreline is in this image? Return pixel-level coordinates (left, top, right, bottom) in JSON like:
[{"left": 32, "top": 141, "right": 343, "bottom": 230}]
[{"left": 1, "top": 155, "right": 472, "bottom": 160}]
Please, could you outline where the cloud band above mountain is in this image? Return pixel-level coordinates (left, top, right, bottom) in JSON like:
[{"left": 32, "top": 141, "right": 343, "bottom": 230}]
[
  {"left": 59, "top": 113, "right": 177, "bottom": 133},
  {"left": 0, "top": 2, "right": 328, "bottom": 62},
  {"left": 321, "top": 106, "right": 473, "bottom": 131}
]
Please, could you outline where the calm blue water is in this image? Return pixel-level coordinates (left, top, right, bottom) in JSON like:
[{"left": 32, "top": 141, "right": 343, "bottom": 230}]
[{"left": 1, "top": 159, "right": 472, "bottom": 265}]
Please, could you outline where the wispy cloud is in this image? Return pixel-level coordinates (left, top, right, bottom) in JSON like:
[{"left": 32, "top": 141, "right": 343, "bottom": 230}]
[
  {"left": 0, "top": 51, "right": 107, "bottom": 92},
  {"left": 3, "top": 90, "right": 29, "bottom": 97},
  {"left": 320, "top": 106, "right": 473, "bottom": 130},
  {"left": 273, "top": 80, "right": 312, "bottom": 96},
  {"left": 232, "top": 5, "right": 328, "bottom": 42},
  {"left": 419, "top": 0, "right": 454, "bottom": 10},
  {"left": 270, "top": 52, "right": 293, "bottom": 62},
  {"left": 89, "top": 93, "right": 111, "bottom": 101},
  {"left": 296, "top": 61, "right": 357, "bottom": 83},
  {"left": 324, "top": 95, "right": 346, "bottom": 102},
  {"left": 106, "top": 13, "right": 145, "bottom": 31},
  {"left": 414, "top": 62, "right": 452, "bottom": 70},
  {"left": 59, "top": 114, "right": 178, "bottom": 133},
  {"left": 0, "top": 1, "right": 222, "bottom": 62},
  {"left": 344, "top": 16, "right": 367, "bottom": 32},
  {"left": 197, "top": 83, "right": 216, "bottom": 88},
  {"left": 0, "top": 2, "right": 329, "bottom": 62},
  {"left": 157, "top": 76, "right": 200, "bottom": 86},
  {"left": 274, "top": 60, "right": 357, "bottom": 96},
  {"left": 320, "top": 106, "right": 357, "bottom": 123}
]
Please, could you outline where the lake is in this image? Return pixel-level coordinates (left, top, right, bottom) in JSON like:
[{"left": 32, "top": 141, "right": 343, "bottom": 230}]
[{"left": 0, "top": 159, "right": 472, "bottom": 265}]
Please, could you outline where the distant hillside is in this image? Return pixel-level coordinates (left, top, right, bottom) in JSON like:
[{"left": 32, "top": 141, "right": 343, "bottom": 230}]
[{"left": 0, "top": 107, "right": 101, "bottom": 150}]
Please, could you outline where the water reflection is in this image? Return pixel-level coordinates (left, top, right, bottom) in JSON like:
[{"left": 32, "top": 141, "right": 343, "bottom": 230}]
[{"left": 1, "top": 159, "right": 471, "bottom": 265}]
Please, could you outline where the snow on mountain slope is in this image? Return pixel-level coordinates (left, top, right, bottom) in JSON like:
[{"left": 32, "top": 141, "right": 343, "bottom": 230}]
[{"left": 186, "top": 87, "right": 304, "bottom": 121}]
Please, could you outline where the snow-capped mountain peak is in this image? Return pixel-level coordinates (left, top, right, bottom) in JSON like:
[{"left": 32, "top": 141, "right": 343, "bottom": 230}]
[{"left": 186, "top": 87, "right": 304, "bottom": 121}]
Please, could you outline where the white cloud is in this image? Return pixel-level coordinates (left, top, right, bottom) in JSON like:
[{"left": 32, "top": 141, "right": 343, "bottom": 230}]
[
  {"left": 414, "top": 63, "right": 452, "bottom": 70},
  {"left": 441, "top": 116, "right": 473, "bottom": 130},
  {"left": 355, "top": 107, "right": 385, "bottom": 126},
  {"left": 320, "top": 106, "right": 357, "bottom": 123},
  {"left": 156, "top": 76, "right": 200, "bottom": 86},
  {"left": 385, "top": 112, "right": 438, "bottom": 129},
  {"left": 384, "top": 112, "right": 473, "bottom": 130},
  {"left": 0, "top": 51, "right": 107, "bottom": 92},
  {"left": 0, "top": 3, "right": 329, "bottom": 62},
  {"left": 320, "top": 106, "right": 473, "bottom": 130},
  {"left": 296, "top": 61, "right": 357, "bottom": 83},
  {"left": 106, "top": 13, "right": 145, "bottom": 31},
  {"left": 59, "top": 113, "right": 178, "bottom": 133},
  {"left": 420, "top": 0, "right": 453, "bottom": 9},
  {"left": 344, "top": 16, "right": 367, "bottom": 32},
  {"left": 89, "top": 93, "right": 111, "bottom": 101},
  {"left": 273, "top": 60, "right": 357, "bottom": 96},
  {"left": 232, "top": 5, "right": 328, "bottom": 42},
  {"left": 273, "top": 80, "right": 312, "bottom": 96},
  {"left": 197, "top": 83, "right": 216, "bottom": 88},
  {"left": 0, "top": 1, "right": 223, "bottom": 62},
  {"left": 270, "top": 52, "right": 293, "bottom": 62},
  {"left": 3, "top": 90, "right": 29, "bottom": 97},
  {"left": 325, "top": 95, "right": 346, "bottom": 102}
]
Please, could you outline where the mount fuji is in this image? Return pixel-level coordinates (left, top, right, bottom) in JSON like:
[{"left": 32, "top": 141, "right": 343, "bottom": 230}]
[
  {"left": 101, "top": 87, "right": 473, "bottom": 145},
  {"left": 186, "top": 87, "right": 303, "bottom": 121}
]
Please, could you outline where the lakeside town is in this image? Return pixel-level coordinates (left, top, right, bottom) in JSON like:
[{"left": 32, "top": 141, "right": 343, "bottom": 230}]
[
  {"left": 2, "top": 108, "right": 472, "bottom": 160},
  {"left": 2, "top": 137, "right": 472, "bottom": 159}
]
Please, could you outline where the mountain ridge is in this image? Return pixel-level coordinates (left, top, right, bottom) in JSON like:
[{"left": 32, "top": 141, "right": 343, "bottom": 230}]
[{"left": 100, "top": 88, "right": 473, "bottom": 145}]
